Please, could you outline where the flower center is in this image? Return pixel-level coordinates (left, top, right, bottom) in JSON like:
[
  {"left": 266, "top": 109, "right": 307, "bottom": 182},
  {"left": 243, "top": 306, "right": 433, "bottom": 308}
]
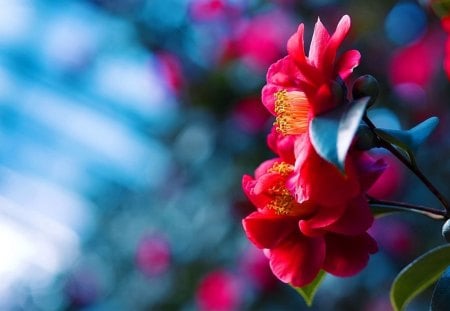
[
  {"left": 267, "top": 183, "right": 298, "bottom": 215},
  {"left": 274, "top": 90, "right": 309, "bottom": 135},
  {"left": 266, "top": 161, "right": 297, "bottom": 215},
  {"left": 268, "top": 161, "right": 294, "bottom": 176}
]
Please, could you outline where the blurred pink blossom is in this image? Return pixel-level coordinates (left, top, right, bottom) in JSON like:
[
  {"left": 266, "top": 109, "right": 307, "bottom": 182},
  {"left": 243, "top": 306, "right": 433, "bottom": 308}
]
[
  {"left": 369, "top": 218, "right": 414, "bottom": 260},
  {"left": 135, "top": 233, "right": 171, "bottom": 277},
  {"left": 389, "top": 30, "right": 444, "bottom": 88},
  {"left": 442, "top": 16, "right": 450, "bottom": 79},
  {"left": 238, "top": 245, "right": 277, "bottom": 292},
  {"left": 231, "top": 97, "right": 271, "bottom": 134},
  {"left": 156, "top": 52, "right": 185, "bottom": 94},
  {"left": 367, "top": 153, "right": 405, "bottom": 199},
  {"left": 196, "top": 269, "right": 242, "bottom": 311},
  {"left": 226, "top": 10, "right": 294, "bottom": 71},
  {"left": 189, "top": 0, "right": 227, "bottom": 21}
]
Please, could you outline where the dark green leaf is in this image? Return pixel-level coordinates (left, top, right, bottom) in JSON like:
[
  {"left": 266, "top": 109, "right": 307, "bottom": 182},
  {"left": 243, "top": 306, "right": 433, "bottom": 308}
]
[
  {"left": 309, "top": 97, "right": 369, "bottom": 172},
  {"left": 391, "top": 244, "right": 450, "bottom": 311},
  {"left": 432, "top": 0, "right": 450, "bottom": 18},
  {"left": 292, "top": 270, "right": 326, "bottom": 306},
  {"left": 431, "top": 266, "right": 450, "bottom": 311},
  {"left": 374, "top": 117, "right": 439, "bottom": 167}
]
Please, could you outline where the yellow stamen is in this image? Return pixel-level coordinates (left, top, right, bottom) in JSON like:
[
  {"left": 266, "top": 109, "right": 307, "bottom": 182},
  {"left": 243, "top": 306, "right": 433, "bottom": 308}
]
[
  {"left": 268, "top": 161, "right": 294, "bottom": 176},
  {"left": 274, "top": 90, "right": 309, "bottom": 135},
  {"left": 267, "top": 182, "right": 297, "bottom": 215},
  {"left": 266, "top": 161, "right": 296, "bottom": 215}
]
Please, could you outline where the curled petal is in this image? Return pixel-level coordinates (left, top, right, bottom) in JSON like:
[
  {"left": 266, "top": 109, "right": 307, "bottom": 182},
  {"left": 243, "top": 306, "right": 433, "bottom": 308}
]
[
  {"left": 242, "top": 212, "right": 297, "bottom": 249},
  {"left": 324, "top": 195, "right": 374, "bottom": 236},
  {"left": 336, "top": 49, "right": 361, "bottom": 80},
  {"left": 287, "top": 24, "right": 307, "bottom": 65},
  {"left": 323, "top": 15, "right": 351, "bottom": 72},
  {"left": 294, "top": 136, "right": 360, "bottom": 207},
  {"left": 354, "top": 152, "right": 387, "bottom": 192},
  {"left": 242, "top": 174, "right": 270, "bottom": 210},
  {"left": 309, "top": 17, "right": 331, "bottom": 68},
  {"left": 323, "top": 233, "right": 377, "bottom": 277},
  {"left": 267, "top": 127, "right": 296, "bottom": 164},
  {"left": 298, "top": 201, "right": 347, "bottom": 237},
  {"left": 268, "top": 233, "right": 325, "bottom": 287},
  {"left": 254, "top": 159, "right": 278, "bottom": 179}
]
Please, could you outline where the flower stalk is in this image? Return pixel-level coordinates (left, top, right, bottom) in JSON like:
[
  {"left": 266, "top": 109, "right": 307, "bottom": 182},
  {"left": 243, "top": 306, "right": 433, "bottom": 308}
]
[{"left": 363, "top": 115, "right": 450, "bottom": 218}]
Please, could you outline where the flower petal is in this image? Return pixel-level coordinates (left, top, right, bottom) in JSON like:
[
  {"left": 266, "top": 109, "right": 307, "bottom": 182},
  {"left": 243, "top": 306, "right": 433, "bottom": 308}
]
[
  {"left": 294, "top": 136, "right": 360, "bottom": 207},
  {"left": 298, "top": 201, "right": 347, "bottom": 237},
  {"left": 323, "top": 233, "right": 378, "bottom": 277},
  {"left": 309, "top": 17, "right": 331, "bottom": 68},
  {"left": 268, "top": 233, "right": 325, "bottom": 287},
  {"left": 354, "top": 152, "right": 387, "bottom": 192},
  {"left": 324, "top": 195, "right": 374, "bottom": 235},
  {"left": 267, "top": 127, "right": 296, "bottom": 164},
  {"left": 336, "top": 49, "right": 361, "bottom": 80},
  {"left": 324, "top": 15, "right": 351, "bottom": 66},
  {"left": 287, "top": 23, "right": 307, "bottom": 65},
  {"left": 242, "top": 212, "right": 297, "bottom": 249}
]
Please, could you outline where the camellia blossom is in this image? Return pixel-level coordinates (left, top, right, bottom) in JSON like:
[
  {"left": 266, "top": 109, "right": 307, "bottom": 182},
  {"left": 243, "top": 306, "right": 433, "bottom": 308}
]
[
  {"left": 242, "top": 153, "right": 382, "bottom": 286},
  {"left": 242, "top": 15, "right": 386, "bottom": 287}
]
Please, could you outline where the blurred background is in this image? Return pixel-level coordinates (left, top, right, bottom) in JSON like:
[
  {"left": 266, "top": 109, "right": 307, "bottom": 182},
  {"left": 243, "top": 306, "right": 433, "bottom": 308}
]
[{"left": 0, "top": 0, "right": 449, "bottom": 310}]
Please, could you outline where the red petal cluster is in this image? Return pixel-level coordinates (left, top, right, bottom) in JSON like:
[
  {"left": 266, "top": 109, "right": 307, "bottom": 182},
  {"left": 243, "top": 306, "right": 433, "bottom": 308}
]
[{"left": 242, "top": 15, "right": 386, "bottom": 287}]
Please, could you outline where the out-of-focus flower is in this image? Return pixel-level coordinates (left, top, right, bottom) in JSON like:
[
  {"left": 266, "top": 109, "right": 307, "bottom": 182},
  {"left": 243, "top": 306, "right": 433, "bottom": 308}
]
[
  {"left": 389, "top": 31, "right": 444, "bottom": 88},
  {"left": 156, "top": 52, "right": 185, "bottom": 94},
  {"left": 239, "top": 245, "right": 277, "bottom": 292},
  {"left": 64, "top": 267, "right": 101, "bottom": 308},
  {"left": 135, "top": 234, "right": 171, "bottom": 277},
  {"left": 367, "top": 153, "right": 405, "bottom": 199},
  {"left": 442, "top": 16, "right": 450, "bottom": 80},
  {"left": 189, "top": 0, "right": 227, "bottom": 22},
  {"left": 225, "top": 10, "right": 294, "bottom": 71},
  {"left": 241, "top": 15, "right": 386, "bottom": 287},
  {"left": 231, "top": 97, "right": 271, "bottom": 134},
  {"left": 370, "top": 218, "right": 414, "bottom": 261},
  {"left": 196, "top": 269, "right": 242, "bottom": 311}
]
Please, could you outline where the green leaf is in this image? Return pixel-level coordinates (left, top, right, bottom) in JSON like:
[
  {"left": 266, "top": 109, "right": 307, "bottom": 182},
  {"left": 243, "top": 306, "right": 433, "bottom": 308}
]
[
  {"left": 292, "top": 270, "right": 326, "bottom": 306},
  {"left": 390, "top": 244, "right": 450, "bottom": 311},
  {"left": 432, "top": 0, "right": 450, "bottom": 18},
  {"left": 309, "top": 97, "right": 369, "bottom": 172},
  {"left": 431, "top": 266, "right": 450, "bottom": 311},
  {"left": 374, "top": 117, "right": 439, "bottom": 167}
]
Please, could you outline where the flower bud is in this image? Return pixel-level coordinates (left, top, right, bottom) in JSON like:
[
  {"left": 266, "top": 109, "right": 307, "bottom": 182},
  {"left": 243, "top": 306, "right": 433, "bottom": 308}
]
[
  {"left": 355, "top": 124, "right": 378, "bottom": 150},
  {"left": 352, "top": 75, "right": 379, "bottom": 107},
  {"left": 442, "top": 219, "right": 450, "bottom": 243}
]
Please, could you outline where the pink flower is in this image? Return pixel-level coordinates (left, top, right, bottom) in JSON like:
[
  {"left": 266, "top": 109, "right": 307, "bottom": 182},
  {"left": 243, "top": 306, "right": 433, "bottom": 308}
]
[
  {"left": 262, "top": 15, "right": 360, "bottom": 119},
  {"left": 231, "top": 97, "right": 271, "bottom": 134},
  {"left": 241, "top": 15, "right": 386, "bottom": 287},
  {"left": 227, "top": 10, "right": 294, "bottom": 71},
  {"left": 196, "top": 269, "right": 242, "bottom": 311},
  {"left": 242, "top": 157, "right": 381, "bottom": 286},
  {"left": 135, "top": 234, "right": 171, "bottom": 277},
  {"left": 442, "top": 16, "right": 450, "bottom": 80}
]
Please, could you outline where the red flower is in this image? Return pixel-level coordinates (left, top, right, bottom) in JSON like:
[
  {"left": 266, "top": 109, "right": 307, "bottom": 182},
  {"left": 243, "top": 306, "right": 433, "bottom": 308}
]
[
  {"left": 262, "top": 15, "right": 360, "bottom": 121},
  {"left": 242, "top": 157, "right": 382, "bottom": 287},
  {"left": 242, "top": 15, "right": 386, "bottom": 287}
]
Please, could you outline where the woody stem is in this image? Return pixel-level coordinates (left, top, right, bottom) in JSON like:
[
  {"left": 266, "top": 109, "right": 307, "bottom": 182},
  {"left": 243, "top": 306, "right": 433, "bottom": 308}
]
[{"left": 363, "top": 115, "right": 449, "bottom": 217}]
